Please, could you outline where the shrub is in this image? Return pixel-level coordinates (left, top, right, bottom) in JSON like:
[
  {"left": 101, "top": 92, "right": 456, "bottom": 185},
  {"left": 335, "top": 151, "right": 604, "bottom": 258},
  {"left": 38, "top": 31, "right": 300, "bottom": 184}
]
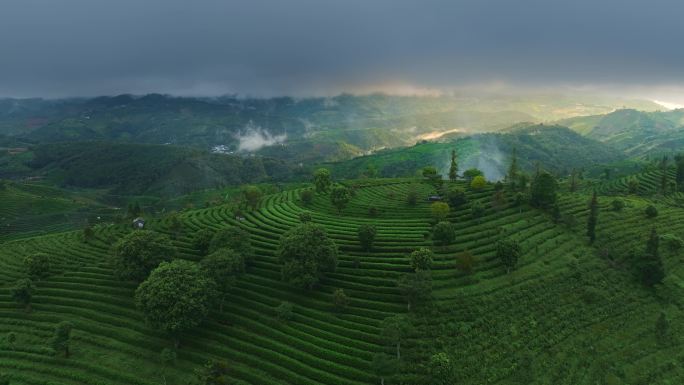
[
  {"left": 23, "top": 253, "right": 51, "bottom": 279},
  {"left": 358, "top": 224, "right": 377, "bottom": 251},
  {"left": 299, "top": 211, "right": 313, "bottom": 223},
  {"left": 406, "top": 187, "right": 419, "bottom": 206},
  {"left": 410, "top": 248, "right": 434, "bottom": 271},
  {"left": 470, "top": 201, "right": 485, "bottom": 222},
  {"left": 368, "top": 206, "right": 379, "bottom": 217},
  {"left": 470, "top": 175, "right": 487, "bottom": 190},
  {"left": 332, "top": 288, "right": 349, "bottom": 312},
  {"left": 11, "top": 279, "right": 34, "bottom": 312},
  {"left": 275, "top": 301, "right": 294, "bottom": 322},
  {"left": 433, "top": 221, "right": 455, "bottom": 246},
  {"left": 300, "top": 189, "right": 314, "bottom": 205},
  {"left": 645, "top": 205, "right": 658, "bottom": 218},
  {"left": 611, "top": 199, "right": 625, "bottom": 211},
  {"left": 455, "top": 250, "right": 475, "bottom": 274},
  {"left": 431, "top": 202, "right": 450, "bottom": 222}
]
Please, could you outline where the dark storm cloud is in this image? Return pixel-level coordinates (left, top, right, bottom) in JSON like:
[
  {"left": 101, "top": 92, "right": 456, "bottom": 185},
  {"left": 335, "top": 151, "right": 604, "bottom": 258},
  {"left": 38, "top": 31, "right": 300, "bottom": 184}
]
[{"left": 1, "top": 0, "right": 683, "bottom": 98}]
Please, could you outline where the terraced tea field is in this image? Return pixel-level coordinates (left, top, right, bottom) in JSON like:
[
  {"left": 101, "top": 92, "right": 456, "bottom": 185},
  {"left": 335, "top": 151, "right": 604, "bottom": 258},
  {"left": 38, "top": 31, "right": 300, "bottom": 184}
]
[{"left": 1, "top": 178, "right": 683, "bottom": 384}]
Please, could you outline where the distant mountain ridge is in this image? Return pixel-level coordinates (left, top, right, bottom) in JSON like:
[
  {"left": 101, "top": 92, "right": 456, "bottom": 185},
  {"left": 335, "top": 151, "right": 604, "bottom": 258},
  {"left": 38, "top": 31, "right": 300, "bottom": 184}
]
[
  {"left": 0, "top": 93, "right": 662, "bottom": 162},
  {"left": 559, "top": 108, "right": 684, "bottom": 157}
]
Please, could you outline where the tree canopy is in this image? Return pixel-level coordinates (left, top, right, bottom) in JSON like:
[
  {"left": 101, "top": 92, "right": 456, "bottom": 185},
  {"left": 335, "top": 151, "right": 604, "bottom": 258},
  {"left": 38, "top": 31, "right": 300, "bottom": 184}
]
[
  {"left": 135, "top": 260, "right": 216, "bottom": 340},
  {"left": 530, "top": 171, "right": 558, "bottom": 209},
  {"left": 330, "top": 184, "right": 352, "bottom": 213},
  {"left": 277, "top": 223, "right": 339, "bottom": 289},
  {"left": 314, "top": 168, "right": 332, "bottom": 194},
  {"left": 112, "top": 230, "right": 176, "bottom": 282}
]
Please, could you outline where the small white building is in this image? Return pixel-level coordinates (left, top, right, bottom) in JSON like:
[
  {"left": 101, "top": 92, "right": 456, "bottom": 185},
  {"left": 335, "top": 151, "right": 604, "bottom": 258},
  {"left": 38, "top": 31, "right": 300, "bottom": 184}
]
[{"left": 132, "top": 217, "right": 145, "bottom": 229}]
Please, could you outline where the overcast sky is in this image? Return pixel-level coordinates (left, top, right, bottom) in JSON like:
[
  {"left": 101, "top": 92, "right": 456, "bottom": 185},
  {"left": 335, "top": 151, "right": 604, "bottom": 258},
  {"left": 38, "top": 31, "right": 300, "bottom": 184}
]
[{"left": 1, "top": 0, "right": 683, "bottom": 102}]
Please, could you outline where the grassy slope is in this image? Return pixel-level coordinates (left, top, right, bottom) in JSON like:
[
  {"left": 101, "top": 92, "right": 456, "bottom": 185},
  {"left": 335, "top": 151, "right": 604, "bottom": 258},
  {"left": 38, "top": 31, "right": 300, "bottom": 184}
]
[{"left": 1, "top": 177, "right": 683, "bottom": 384}]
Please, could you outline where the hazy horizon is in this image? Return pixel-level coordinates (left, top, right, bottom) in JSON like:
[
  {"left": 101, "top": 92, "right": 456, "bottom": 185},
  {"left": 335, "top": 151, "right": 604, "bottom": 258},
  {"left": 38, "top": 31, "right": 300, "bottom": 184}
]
[{"left": 2, "top": 0, "right": 684, "bottom": 105}]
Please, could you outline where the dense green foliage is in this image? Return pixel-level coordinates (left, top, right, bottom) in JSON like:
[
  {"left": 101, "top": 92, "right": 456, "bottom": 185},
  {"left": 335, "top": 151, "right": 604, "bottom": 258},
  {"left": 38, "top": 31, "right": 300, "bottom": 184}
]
[
  {"left": 112, "top": 230, "right": 176, "bottom": 282},
  {"left": 135, "top": 260, "right": 217, "bottom": 340},
  {"left": 277, "top": 223, "right": 339, "bottom": 289}
]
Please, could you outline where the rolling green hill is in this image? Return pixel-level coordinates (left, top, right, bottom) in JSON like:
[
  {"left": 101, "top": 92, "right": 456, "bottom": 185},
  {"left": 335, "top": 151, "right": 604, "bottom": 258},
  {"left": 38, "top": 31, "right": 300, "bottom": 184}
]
[
  {"left": 559, "top": 109, "right": 684, "bottom": 157},
  {"left": 21, "top": 142, "right": 307, "bottom": 196},
  {"left": 1, "top": 175, "right": 683, "bottom": 384},
  {"left": 327, "top": 124, "right": 624, "bottom": 180}
]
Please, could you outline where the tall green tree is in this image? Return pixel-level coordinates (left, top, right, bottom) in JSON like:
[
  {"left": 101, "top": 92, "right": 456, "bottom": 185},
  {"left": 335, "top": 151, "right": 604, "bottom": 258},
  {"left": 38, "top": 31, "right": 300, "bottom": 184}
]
[
  {"left": 569, "top": 168, "right": 579, "bottom": 192},
  {"left": 409, "top": 248, "right": 434, "bottom": 271},
  {"left": 587, "top": 190, "right": 598, "bottom": 244},
  {"left": 358, "top": 224, "right": 377, "bottom": 251},
  {"left": 50, "top": 321, "right": 74, "bottom": 358},
  {"left": 135, "top": 260, "right": 216, "bottom": 346},
  {"left": 448, "top": 149, "right": 458, "bottom": 181},
  {"left": 639, "top": 227, "right": 665, "bottom": 287},
  {"left": 507, "top": 147, "right": 519, "bottom": 190},
  {"left": 112, "top": 230, "right": 176, "bottom": 282},
  {"left": 446, "top": 186, "right": 467, "bottom": 208},
  {"left": 660, "top": 156, "right": 669, "bottom": 194},
  {"left": 529, "top": 171, "right": 557, "bottom": 209},
  {"left": 193, "top": 229, "right": 215, "bottom": 256},
  {"left": 463, "top": 168, "right": 483, "bottom": 182},
  {"left": 242, "top": 185, "right": 262, "bottom": 211},
  {"left": 676, "top": 154, "right": 684, "bottom": 189},
  {"left": 278, "top": 223, "right": 339, "bottom": 289},
  {"left": 330, "top": 185, "right": 352, "bottom": 213},
  {"left": 200, "top": 248, "right": 245, "bottom": 311},
  {"left": 208, "top": 226, "right": 253, "bottom": 260},
  {"left": 397, "top": 270, "right": 432, "bottom": 311},
  {"left": 432, "top": 221, "right": 455, "bottom": 246},
  {"left": 380, "top": 315, "right": 412, "bottom": 359},
  {"left": 372, "top": 353, "right": 399, "bottom": 385},
  {"left": 11, "top": 278, "right": 34, "bottom": 312},
  {"left": 313, "top": 168, "right": 332, "bottom": 194}
]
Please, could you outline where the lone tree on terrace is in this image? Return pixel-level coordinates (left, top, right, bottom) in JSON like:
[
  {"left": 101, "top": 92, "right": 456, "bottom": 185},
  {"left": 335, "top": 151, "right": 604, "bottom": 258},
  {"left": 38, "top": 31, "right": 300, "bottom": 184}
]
[
  {"left": 208, "top": 226, "right": 253, "bottom": 262},
  {"left": 448, "top": 149, "right": 458, "bottom": 181},
  {"left": 410, "top": 248, "right": 434, "bottom": 271},
  {"left": 330, "top": 184, "right": 352, "bottom": 213},
  {"left": 530, "top": 171, "right": 558, "bottom": 209},
  {"left": 135, "top": 260, "right": 216, "bottom": 347},
  {"left": 278, "top": 223, "right": 339, "bottom": 289},
  {"left": 381, "top": 315, "right": 412, "bottom": 359},
  {"left": 50, "top": 321, "right": 74, "bottom": 358},
  {"left": 358, "top": 224, "right": 377, "bottom": 251},
  {"left": 313, "top": 168, "right": 332, "bottom": 194}
]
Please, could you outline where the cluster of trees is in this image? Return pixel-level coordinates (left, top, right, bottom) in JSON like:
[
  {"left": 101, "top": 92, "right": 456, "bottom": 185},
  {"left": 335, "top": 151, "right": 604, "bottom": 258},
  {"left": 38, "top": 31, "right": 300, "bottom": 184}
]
[
  {"left": 108, "top": 225, "right": 253, "bottom": 351},
  {"left": 7, "top": 252, "right": 77, "bottom": 359}
]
